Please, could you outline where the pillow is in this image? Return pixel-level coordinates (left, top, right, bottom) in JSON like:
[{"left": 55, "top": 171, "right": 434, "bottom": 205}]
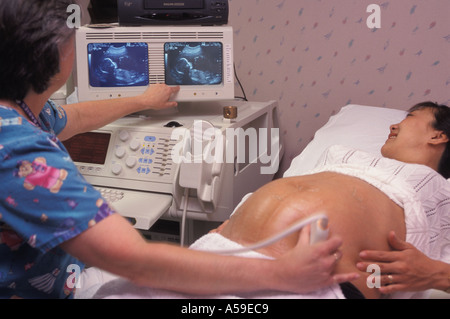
[{"left": 284, "top": 104, "right": 407, "bottom": 177}]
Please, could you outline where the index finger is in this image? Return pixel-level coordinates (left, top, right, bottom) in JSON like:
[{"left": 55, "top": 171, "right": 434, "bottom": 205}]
[
  {"left": 171, "top": 85, "right": 180, "bottom": 94},
  {"left": 359, "top": 249, "right": 403, "bottom": 263},
  {"left": 316, "top": 235, "right": 344, "bottom": 255}
]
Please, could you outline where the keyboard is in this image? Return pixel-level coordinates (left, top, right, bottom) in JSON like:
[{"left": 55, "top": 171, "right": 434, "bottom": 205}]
[{"left": 95, "top": 187, "right": 173, "bottom": 230}]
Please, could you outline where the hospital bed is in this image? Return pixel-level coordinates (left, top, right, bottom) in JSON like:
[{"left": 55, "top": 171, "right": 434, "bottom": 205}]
[{"left": 79, "top": 104, "right": 449, "bottom": 299}]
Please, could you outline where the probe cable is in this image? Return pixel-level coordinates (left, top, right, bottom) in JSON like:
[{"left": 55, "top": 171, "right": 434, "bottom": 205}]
[{"left": 208, "top": 213, "right": 328, "bottom": 255}]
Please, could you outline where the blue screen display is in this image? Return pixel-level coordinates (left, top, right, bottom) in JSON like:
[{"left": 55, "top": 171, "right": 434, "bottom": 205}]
[
  {"left": 164, "top": 42, "right": 223, "bottom": 86},
  {"left": 88, "top": 43, "right": 149, "bottom": 87}
]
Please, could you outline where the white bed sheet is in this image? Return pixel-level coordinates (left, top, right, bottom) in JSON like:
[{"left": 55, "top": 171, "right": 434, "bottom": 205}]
[{"left": 284, "top": 104, "right": 407, "bottom": 177}]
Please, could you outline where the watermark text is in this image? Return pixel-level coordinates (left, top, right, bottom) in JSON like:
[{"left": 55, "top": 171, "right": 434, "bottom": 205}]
[
  {"left": 66, "top": 264, "right": 81, "bottom": 289},
  {"left": 171, "top": 121, "right": 280, "bottom": 175},
  {"left": 66, "top": 4, "right": 81, "bottom": 29},
  {"left": 366, "top": 4, "right": 381, "bottom": 29},
  {"left": 366, "top": 264, "right": 381, "bottom": 288}
]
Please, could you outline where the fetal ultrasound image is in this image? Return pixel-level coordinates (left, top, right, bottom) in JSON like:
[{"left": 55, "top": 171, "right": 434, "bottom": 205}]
[
  {"left": 88, "top": 43, "right": 149, "bottom": 87},
  {"left": 164, "top": 42, "right": 223, "bottom": 86}
]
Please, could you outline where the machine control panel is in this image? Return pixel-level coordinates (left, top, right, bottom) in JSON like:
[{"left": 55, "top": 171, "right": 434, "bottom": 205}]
[
  {"left": 62, "top": 100, "right": 282, "bottom": 230},
  {"left": 63, "top": 128, "right": 180, "bottom": 185}
]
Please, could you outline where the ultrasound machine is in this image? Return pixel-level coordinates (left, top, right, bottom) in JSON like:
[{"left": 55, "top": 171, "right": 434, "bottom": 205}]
[{"left": 61, "top": 9, "right": 283, "bottom": 245}]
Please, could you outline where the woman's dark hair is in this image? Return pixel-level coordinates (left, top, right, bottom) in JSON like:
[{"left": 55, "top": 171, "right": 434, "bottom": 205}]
[
  {"left": 409, "top": 101, "right": 450, "bottom": 178},
  {"left": 0, "top": 0, "right": 76, "bottom": 101}
]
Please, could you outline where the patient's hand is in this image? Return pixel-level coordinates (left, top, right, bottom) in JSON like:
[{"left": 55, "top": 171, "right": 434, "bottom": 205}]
[
  {"left": 357, "top": 231, "right": 450, "bottom": 294},
  {"left": 274, "top": 225, "right": 359, "bottom": 293}
]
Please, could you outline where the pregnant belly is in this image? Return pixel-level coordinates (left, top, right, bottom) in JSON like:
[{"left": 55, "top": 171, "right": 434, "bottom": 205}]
[{"left": 220, "top": 172, "right": 406, "bottom": 298}]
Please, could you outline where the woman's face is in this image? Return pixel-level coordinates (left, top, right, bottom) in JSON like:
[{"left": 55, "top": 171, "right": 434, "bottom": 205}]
[{"left": 381, "top": 108, "right": 437, "bottom": 163}]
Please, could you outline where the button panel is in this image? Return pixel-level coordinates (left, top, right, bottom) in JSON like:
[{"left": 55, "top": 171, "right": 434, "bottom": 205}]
[{"left": 77, "top": 129, "right": 180, "bottom": 183}]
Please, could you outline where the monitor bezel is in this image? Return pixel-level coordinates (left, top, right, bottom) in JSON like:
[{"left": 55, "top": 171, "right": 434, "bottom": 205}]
[{"left": 74, "top": 25, "right": 235, "bottom": 102}]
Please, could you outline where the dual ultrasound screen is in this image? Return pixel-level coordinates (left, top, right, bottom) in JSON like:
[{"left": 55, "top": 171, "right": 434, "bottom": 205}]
[{"left": 87, "top": 42, "right": 223, "bottom": 87}]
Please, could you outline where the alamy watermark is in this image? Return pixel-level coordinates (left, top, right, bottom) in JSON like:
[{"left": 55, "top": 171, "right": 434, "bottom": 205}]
[
  {"left": 66, "top": 4, "right": 81, "bottom": 29},
  {"left": 366, "top": 264, "right": 382, "bottom": 288},
  {"left": 366, "top": 4, "right": 381, "bottom": 29},
  {"left": 66, "top": 264, "right": 81, "bottom": 289},
  {"left": 66, "top": 263, "right": 386, "bottom": 291},
  {"left": 66, "top": 4, "right": 380, "bottom": 29},
  {"left": 171, "top": 121, "right": 280, "bottom": 175}
]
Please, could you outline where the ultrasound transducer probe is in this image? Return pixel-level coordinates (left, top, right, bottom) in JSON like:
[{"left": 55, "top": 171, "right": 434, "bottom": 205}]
[{"left": 310, "top": 217, "right": 330, "bottom": 244}]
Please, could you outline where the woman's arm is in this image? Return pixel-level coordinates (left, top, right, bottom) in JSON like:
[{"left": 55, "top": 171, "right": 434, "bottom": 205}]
[
  {"left": 58, "top": 84, "right": 179, "bottom": 141},
  {"left": 61, "top": 213, "right": 358, "bottom": 295}
]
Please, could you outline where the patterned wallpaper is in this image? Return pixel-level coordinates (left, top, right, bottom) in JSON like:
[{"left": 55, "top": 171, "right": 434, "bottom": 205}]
[{"left": 228, "top": 0, "right": 450, "bottom": 174}]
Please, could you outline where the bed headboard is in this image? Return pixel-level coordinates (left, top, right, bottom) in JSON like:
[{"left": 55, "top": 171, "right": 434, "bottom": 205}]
[{"left": 284, "top": 104, "right": 407, "bottom": 177}]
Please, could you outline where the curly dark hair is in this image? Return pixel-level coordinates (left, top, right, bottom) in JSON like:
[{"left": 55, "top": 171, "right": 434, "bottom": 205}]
[
  {"left": 409, "top": 101, "right": 450, "bottom": 178},
  {"left": 0, "top": 0, "right": 76, "bottom": 101}
]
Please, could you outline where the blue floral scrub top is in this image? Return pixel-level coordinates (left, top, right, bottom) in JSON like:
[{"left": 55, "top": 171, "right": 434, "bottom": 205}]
[{"left": 0, "top": 101, "right": 115, "bottom": 299}]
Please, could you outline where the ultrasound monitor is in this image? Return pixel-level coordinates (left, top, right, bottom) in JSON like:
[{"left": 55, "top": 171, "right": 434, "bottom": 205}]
[{"left": 75, "top": 25, "right": 235, "bottom": 102}]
